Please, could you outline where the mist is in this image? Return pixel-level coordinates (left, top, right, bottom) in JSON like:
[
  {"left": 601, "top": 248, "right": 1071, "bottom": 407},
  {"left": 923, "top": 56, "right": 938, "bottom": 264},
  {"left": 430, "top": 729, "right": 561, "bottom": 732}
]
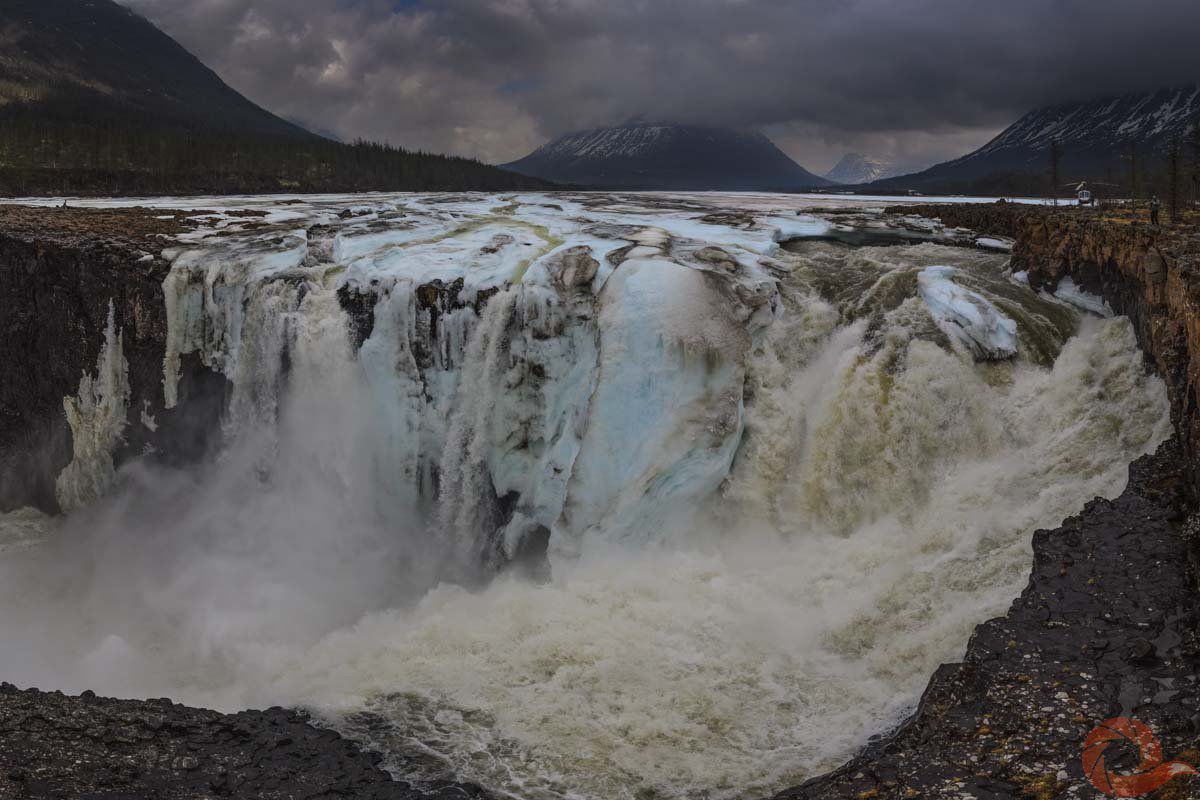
[{"left": 0, "top": 195, "right": 1174, "bottom": 798}]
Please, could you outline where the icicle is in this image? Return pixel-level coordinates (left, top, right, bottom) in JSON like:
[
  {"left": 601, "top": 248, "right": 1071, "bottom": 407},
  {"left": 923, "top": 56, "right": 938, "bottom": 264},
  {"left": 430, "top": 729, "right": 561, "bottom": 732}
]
[{"left": 55, "top": 302, "right": 131, "bottom": 513}]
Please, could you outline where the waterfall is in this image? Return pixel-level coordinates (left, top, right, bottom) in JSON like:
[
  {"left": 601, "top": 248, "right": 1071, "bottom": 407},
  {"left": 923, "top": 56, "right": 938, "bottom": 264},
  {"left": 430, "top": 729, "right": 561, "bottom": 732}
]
[
  {"left": 9, "top": 194, "right": 1175, "bottom": 800},
  {"left": 436, "top": 289, "right": 520, "bottom": 572}
]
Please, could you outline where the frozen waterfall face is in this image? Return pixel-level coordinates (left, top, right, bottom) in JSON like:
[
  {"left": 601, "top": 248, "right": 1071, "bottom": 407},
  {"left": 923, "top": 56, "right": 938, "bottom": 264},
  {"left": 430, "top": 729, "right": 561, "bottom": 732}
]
[
  {"left": 0, "top": 193, "right": 1172, "bottom": 800},
  {"left": 153, "top": 194, "right": 783, "bottom": 574}
]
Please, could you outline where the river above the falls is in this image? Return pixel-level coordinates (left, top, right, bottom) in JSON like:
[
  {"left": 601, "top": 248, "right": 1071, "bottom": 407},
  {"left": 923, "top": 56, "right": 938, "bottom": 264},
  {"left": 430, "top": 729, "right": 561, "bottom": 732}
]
[{"left": 0, "top": 192, "right": 1171, "bottom": 799}]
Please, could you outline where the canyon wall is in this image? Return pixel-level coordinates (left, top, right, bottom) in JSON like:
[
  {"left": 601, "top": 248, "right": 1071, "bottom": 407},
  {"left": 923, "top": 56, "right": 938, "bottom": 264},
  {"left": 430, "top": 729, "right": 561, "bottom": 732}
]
[{"left": 0, "top": 207, "right": 226, "bottom": 513}]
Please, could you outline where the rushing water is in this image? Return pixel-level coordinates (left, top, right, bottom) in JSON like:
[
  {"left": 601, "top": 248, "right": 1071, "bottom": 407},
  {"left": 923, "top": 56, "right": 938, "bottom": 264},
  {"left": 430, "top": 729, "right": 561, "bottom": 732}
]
[{"left": 0, "top": 194, "right": 1171, "bottom": 800}]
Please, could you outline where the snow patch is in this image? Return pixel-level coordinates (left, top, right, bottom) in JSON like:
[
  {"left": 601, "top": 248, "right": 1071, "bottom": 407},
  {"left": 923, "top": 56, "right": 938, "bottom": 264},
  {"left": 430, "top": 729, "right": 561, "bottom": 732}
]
[
  {"left": 918, "top": 266, "right": 1018, "bottom": 360},
  {"left": 1049, "top": 277, "right": 1113, "bottom": 317},
  {"left": 975, "top": 236, "right": 1014, "bottom": 252}
]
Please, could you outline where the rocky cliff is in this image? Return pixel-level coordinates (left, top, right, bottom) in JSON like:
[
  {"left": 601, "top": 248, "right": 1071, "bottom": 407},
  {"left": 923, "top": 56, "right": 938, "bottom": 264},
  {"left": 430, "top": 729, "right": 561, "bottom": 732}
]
[{"left": 0, "top": 205, "right": 227, "bottom": 513}]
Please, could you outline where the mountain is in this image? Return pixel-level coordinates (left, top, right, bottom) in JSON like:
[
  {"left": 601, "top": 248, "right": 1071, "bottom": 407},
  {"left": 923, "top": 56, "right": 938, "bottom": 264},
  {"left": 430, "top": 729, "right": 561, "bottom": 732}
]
[
  {"left": 0, "top": 0, "right": 549, "bottom": 196},
  {"left": 869, "top": 85, "right": 1200, "bottom": 195},
  {"left": 826, "top": 153, "right": 907, "bottom": 184},
  {"left": 503, "top": 122, "right": 832, "bottom": 191},
  {"left": 0, "top": 0, "right": 316, "bottom": 139}
]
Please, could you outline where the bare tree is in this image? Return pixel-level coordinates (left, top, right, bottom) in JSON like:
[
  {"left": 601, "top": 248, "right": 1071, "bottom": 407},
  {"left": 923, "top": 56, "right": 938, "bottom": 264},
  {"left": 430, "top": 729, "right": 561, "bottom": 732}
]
[
  {"left": 1049, "top": 138, "right": 1062, "bottom": 207},
  {"left": 1169, "top": 137, "right": 1181, "bottom": 223},
  {"left": 1192, "top": 120, "right": 1200, "bottom": 208},
  {"left": 1126, "top": 138, "right": 1139, "bottom": 210}
]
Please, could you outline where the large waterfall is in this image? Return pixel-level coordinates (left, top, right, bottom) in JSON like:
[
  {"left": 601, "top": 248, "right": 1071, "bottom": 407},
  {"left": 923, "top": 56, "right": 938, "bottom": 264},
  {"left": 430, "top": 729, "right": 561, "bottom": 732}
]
[{"left": 0, "top": 193, "right": 1171, "bottom": 800}]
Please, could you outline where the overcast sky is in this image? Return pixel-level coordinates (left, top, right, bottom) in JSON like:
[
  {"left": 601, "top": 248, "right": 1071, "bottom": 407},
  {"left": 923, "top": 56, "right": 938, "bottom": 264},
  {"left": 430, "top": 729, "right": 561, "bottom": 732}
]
[{"left": 119, "top": 0, "right": 1200, "bottom": 173}]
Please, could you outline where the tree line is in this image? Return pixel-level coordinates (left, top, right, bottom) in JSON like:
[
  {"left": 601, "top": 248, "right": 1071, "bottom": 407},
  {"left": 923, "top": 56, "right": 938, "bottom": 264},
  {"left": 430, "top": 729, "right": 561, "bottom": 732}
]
[{"left": 0, "top": 90, "right": 549, "bottom": 197}]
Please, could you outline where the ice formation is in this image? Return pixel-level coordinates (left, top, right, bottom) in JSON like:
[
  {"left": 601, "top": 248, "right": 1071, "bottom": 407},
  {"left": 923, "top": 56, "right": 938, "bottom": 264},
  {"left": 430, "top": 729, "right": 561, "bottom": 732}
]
[
  {"left": 150, "top": 193, "right": 787, "bottom": 563},
  {"left": 1048, "top": 276, "right": 1114, "bottom": 317},
  {"left": 975, "top": 236, "right": 1014, "bottom": 252},
  {"left": 15, "top": 192, "right": 1171, "bottom": 800},
  {"left": 918, "top": 265, "right": 1018, "bottom": 360},
  {"left": 55, "top": 302, "right": 130, "bottom": 513}
]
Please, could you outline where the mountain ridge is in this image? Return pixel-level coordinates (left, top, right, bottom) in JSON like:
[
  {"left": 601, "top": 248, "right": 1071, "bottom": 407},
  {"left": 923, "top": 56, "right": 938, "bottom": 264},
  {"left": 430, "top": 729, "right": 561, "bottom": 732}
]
[
  {"left": 503, "top": 122, "right": 832, "bottom": 191},
  {"left": 0, "top": 0, "right": 315, "bottom": 139},
  {"left": 825, "top": 153, "right": 906, "bottom": 184},
  {"left": 0, "top": 0, "right": 550, "bottom": 196},
  {"left": 867, "top": 85, "right": 1200, "bottom": 194}
]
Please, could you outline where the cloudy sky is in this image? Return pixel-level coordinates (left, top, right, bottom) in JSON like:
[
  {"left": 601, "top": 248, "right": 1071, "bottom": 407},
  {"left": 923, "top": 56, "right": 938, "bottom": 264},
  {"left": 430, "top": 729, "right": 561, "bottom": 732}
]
[{"left": 119, "top": 0, "right": 1200, "bottom": 173}]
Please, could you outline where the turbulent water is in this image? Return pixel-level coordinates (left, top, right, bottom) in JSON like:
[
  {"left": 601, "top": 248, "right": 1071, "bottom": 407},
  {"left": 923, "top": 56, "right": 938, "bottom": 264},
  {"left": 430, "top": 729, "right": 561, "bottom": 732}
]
[{"left": 0, "top": 193, "right": 1171, "bottom": 800}]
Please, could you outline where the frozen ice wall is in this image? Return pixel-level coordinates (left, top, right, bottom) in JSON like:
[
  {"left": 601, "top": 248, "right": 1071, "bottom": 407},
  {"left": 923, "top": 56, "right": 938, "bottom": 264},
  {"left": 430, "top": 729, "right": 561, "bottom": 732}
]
[{"left": 147, "top": 194, "right": 785, "bottom": 570}]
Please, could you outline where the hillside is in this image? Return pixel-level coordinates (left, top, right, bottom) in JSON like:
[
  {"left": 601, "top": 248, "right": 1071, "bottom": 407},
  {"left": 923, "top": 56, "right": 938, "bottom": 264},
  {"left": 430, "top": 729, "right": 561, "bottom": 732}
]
[
  {"left": 868, "top": 85, "right": 1200, "bottom": 196},
  {"left": 0, "top": 0, "right": 550, "bottom": 196},
  {"left": 503, "top": 122, "right": 831, "bottom": 191}
]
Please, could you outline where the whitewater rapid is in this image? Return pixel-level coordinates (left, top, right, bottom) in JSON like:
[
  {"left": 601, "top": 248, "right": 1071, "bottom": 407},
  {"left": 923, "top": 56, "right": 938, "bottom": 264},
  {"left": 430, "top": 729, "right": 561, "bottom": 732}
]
[{"left": 0, "top": 193, "right": 1171, "bottom": 800}]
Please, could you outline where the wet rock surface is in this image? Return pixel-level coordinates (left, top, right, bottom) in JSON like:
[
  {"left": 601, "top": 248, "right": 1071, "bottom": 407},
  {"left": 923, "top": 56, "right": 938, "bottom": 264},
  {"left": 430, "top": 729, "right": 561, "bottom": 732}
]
[
  {"left": 0, "top": 684, "right": 492, "bottom": 799},
  {"left": 0, "top": 205, "right": 226, "bottom": 513},
  {"left": 780, "top": 439, "right": 1200, "bottom": 799}
]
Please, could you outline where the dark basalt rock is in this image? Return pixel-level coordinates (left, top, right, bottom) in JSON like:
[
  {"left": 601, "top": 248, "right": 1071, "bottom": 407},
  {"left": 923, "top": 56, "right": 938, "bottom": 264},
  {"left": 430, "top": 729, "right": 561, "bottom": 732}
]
[
  {"left": 0, "top": 205, "right": 228, "bottom": 514},
  {"left": 0, "top": 684, "right": 494, "bottom": 799}
]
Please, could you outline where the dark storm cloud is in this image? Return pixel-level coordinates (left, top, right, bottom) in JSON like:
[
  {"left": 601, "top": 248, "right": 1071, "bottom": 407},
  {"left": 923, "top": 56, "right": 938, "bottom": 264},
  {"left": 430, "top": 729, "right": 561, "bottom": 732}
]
[{"left": 119, "top": 0, "right": 1200, "bottom": 170}]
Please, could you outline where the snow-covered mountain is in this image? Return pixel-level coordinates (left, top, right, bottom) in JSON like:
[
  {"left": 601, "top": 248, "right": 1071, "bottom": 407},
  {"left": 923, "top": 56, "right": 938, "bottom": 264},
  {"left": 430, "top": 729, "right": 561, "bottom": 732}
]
[
  {"left": 825, "top": 153, "right": 899, "bottom": 184},
  {"left": 502, "top": 122, "right": 832, "bottom": 191},
  {"left": 871, "top": 85, "right": 1200, "bottom": 194}
]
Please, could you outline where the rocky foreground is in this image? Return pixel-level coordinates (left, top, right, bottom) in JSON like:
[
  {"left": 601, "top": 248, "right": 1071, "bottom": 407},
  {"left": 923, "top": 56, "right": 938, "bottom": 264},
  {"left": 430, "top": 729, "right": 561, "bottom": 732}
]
[
  {"left": 0, "top": 685, "right": 491, "bottom": 799},
  {"left": 2, "top": 200, "right": 1200, "bottom": 799}
]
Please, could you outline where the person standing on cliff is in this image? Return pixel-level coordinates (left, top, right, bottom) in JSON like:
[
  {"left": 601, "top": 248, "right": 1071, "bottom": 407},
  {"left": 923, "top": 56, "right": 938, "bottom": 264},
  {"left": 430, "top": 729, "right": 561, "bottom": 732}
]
[{"left": 1150, "top": 195, "right": 1161, "bottom": 225}]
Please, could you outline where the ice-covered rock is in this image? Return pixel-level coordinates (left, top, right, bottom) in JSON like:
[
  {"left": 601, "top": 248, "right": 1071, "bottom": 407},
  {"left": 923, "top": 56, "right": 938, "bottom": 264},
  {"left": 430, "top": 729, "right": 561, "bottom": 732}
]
[
  {"left": 1048, "top": 276, "right": 1113, "bottom": 317},
  {"left": 149, "top": 194, "right": 786, "bottom": 570},
  {"left": 55, "top": 303, "right": 130, "bottom": 512},
  {"left": 975, "top": 236, "right": 1014, "bottom": 252},
  {"left": 918, "top": 266, "right": 1018, "bottom": 360}
]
